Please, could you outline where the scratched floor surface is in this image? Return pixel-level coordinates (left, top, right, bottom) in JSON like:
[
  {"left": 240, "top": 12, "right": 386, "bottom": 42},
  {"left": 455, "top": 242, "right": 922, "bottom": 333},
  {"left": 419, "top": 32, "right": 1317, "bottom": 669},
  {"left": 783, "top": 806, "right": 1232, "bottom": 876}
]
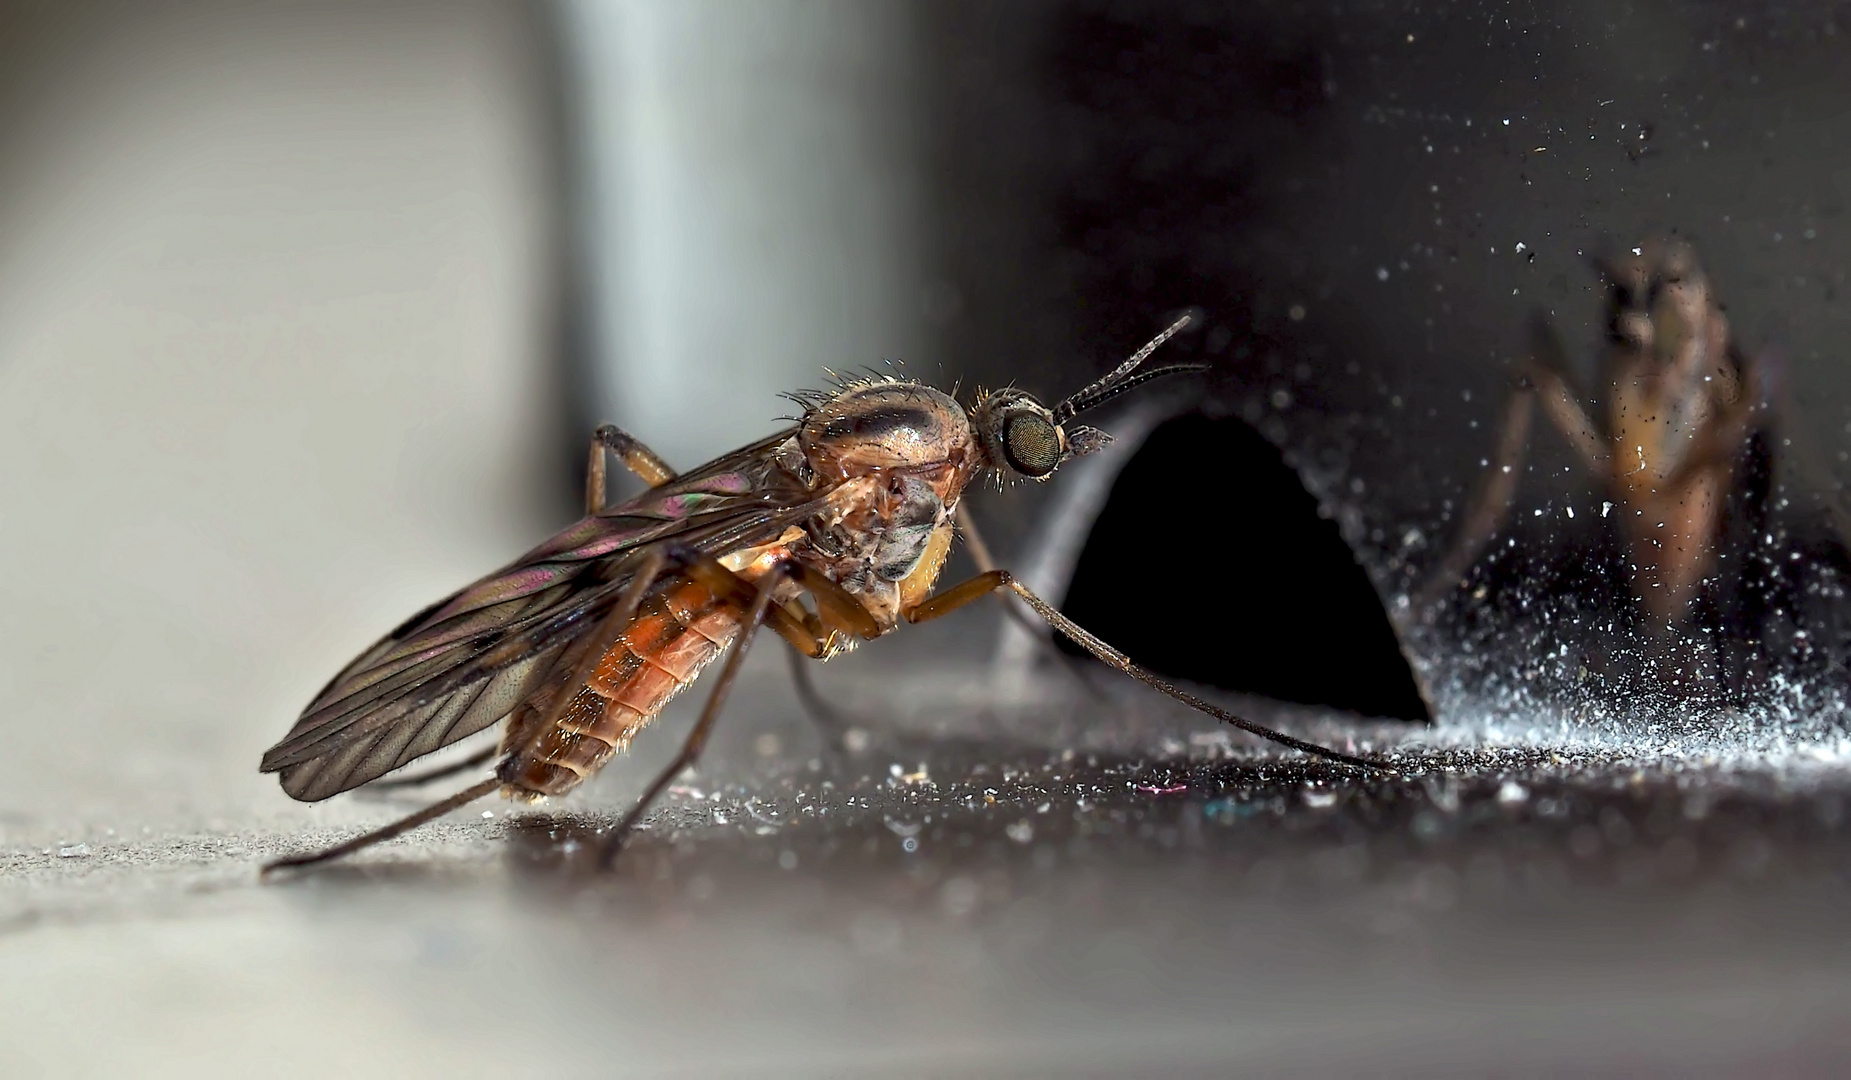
[{"left": 4, "top": 658, "right": 1851, "bottom": 1077}]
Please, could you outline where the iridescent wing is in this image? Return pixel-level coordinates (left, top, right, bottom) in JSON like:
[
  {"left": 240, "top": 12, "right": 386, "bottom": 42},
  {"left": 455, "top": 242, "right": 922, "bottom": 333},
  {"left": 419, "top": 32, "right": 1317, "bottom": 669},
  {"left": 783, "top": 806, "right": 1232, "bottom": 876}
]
[{"left": 260, "top": 430, "right": 816, "bottom": 801}]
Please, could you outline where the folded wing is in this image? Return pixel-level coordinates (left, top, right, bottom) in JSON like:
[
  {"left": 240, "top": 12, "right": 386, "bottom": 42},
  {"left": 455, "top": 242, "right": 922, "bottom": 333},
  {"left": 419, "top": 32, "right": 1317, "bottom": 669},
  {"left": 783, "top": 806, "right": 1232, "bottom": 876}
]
[{"left": 260, "top": 431, "right": 813, "bottom": 800}]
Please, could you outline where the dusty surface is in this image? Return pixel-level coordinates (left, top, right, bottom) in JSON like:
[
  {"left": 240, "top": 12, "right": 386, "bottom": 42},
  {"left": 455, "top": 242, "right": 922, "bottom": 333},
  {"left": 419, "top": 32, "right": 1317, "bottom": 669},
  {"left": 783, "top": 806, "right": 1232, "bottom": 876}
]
[{"left": 6, "top": 660, "right": 1851, "bottom": 1077}]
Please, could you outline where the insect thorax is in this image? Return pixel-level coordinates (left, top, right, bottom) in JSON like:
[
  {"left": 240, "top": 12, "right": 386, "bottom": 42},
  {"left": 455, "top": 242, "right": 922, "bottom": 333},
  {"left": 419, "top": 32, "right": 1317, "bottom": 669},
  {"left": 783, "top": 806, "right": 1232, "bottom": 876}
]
[{"left": 776, "top": 381, "right": 981, "bottom": 622}]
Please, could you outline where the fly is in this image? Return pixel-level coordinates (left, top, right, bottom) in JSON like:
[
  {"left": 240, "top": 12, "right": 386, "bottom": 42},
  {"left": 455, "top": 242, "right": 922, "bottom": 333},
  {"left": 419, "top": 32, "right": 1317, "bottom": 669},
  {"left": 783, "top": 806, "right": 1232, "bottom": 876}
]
[
  {"left": 260, "top": 314, "right": 1378, "bottom": 874},
  {"left": 1415, "top": 237, "right": 1841, "bottom": 679}
]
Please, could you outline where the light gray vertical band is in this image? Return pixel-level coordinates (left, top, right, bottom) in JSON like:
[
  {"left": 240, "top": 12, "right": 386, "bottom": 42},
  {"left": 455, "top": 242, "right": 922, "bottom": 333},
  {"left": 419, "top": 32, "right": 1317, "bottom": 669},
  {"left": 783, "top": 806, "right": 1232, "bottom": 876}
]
[{"left": 557, "top": 0, "right": 930, "bottom": 470}]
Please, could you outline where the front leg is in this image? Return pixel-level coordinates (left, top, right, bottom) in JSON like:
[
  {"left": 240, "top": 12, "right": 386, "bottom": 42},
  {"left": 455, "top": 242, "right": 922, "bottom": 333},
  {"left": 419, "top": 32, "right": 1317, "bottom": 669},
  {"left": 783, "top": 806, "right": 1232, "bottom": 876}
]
[
  {"left": 955, "top": 503, "right": 1108, "bottom": 694},
  {"left": 1414, "top": 319, "right": 1607, "bottom": 614},
  {"left": 586, "top": 423, "right": 678, "bottom": 513},
  {"left": 1526, "top": 319, "right": 1608, "bottom": 473},
  {"left": 902, "top": 571, "right": 1379, "bottom": 770}
]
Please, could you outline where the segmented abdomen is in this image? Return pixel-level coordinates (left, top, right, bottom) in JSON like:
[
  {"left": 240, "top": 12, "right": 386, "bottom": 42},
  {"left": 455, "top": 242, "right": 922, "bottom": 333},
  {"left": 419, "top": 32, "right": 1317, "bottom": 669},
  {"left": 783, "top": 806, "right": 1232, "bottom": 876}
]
[{"left": 497, "top": 574, "right": 741, "bottom": 799}]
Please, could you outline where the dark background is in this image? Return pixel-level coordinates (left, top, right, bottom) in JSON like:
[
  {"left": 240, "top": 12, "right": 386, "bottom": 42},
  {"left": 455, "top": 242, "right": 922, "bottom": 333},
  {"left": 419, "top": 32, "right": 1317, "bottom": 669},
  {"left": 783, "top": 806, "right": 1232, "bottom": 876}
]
[{"left": 848, "top": 0, "right": 1851, "bottom": 722}]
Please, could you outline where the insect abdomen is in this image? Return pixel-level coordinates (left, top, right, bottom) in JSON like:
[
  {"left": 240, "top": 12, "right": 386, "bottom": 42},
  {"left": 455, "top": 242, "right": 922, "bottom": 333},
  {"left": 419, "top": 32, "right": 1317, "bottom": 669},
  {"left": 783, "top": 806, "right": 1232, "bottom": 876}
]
[{"left": 498, "top": 575, "right": 741, "bottom": 799}]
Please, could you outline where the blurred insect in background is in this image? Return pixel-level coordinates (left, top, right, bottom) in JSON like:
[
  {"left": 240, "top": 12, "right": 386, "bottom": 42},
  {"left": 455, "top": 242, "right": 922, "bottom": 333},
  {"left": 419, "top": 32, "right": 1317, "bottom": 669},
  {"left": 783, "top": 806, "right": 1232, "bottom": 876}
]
[
  {"left": 260, "top": 313, "right": 1377, "bottom": 873},
  {"left": 1417, "top": 237, "right": 1849, "bottom": 689}
]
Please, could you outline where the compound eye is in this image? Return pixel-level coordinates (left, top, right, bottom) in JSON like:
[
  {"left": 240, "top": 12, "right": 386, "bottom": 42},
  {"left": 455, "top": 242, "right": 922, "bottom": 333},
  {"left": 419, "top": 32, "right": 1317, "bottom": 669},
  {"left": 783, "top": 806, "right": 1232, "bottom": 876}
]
[{"left": 1002, "top": 413, "right": 1061, "bottom": 477}]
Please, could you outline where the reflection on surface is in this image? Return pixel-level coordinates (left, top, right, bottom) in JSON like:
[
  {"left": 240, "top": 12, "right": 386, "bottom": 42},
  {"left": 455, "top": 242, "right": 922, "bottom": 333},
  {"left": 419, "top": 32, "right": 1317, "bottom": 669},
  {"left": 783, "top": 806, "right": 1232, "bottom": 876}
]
[
  {"left": 1405, "top": 240, "right": 1851, "bottom": 727},
  {"left": 1013, "top": 2, "right": 1851, "bottom": 746}
]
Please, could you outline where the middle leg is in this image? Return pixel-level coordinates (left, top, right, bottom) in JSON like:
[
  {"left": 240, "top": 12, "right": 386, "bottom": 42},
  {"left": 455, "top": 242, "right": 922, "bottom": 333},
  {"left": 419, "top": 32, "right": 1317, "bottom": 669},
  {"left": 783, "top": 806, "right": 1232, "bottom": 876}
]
[
  {"left": 598, "top": 563, "right": 796, "bottom": 867},
  {"left": 785, "top": 646, "right": 860, "bottom": 754},
  {"left": 363, "top": 745, "right": 497, "bottom": 792}
]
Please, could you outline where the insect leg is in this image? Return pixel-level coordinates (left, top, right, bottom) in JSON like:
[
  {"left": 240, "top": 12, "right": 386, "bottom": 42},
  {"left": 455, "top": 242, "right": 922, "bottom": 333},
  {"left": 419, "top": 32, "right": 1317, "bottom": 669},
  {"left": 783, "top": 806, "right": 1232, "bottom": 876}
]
[
  {"left": 955, "top": 503, "right": 1109, "bottom": 692},
  {"left": 1410, "top": 385, "right": 1535, "bottom": 613},
  {"left": 689, "top": 554, "right": 872, "bottom": 750},
  {"left": 952, "top": 502, "right": 1002, "bottom": 573},
  {"left": 587, "top": 423, "right": 677, "bottom": 513},
  {"left": 954, "top": 504, "right": 1038, "bottom": 639},
  {"left": 785, "top": 645, "right": 859, "bottom": 754},
  {"left": 904, "top": 570, "right": 1013, "bottom": 625},
  {"left": 598, "top": 563, "right": 793, "bottom": 867},
  {"left": 268, "top": 547, "right": 694, "bottom": 875},
  {"left": 262, "top": 776, "right": 501, "bottom": 876},
  {"left": 676, "top": 553, "right": 877, "bottom": 652},
  {"left": 1751, "top": 346, "right": 1851, "bottom": 548},
  {"left": 765, "top": 556, "right": 888, "bottom": 749},
  {"left": 1414, "top": 319, "right": 1605, "bottom": 613},
  {"left": 506, "top": 546, "right": 679, "bottom": 763},
  {"left": 905, "top": 571, "right": 1382, "bottom": 771},
  {"left": 363, "top": 745, "right": 496, "bottom": 791},
  {"left": 761, "top": 560, "right": 883, "bottom": 642},
  {"left": 778, "top": 510, "right": 1102, "bottom": 748},
  {"left": 1525, "top": 320, "right": 1607, "bottom": 473}
]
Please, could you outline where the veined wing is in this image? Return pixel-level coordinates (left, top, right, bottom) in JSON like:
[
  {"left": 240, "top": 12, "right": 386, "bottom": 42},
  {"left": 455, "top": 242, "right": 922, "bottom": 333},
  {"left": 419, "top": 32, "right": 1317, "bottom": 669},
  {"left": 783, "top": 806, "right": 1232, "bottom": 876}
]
[{"left": 261, "top": 430, "right": 813, "bottom": 801}]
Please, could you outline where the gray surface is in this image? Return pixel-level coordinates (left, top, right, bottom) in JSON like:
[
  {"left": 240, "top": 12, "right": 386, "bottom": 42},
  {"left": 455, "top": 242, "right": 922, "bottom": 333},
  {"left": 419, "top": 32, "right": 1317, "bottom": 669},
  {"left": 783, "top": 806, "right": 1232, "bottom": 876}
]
[{"left": 7, "top": 658, "right": 1851, "bottom": 1076}]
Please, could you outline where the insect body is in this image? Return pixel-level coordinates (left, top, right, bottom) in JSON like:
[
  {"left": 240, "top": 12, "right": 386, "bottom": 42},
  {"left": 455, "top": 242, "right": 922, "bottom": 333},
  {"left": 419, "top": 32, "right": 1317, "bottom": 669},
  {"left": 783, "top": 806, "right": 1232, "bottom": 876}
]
[
  {"left": 1419, "top": 238, "right": 1782, "bottom": 651},
  {"left": 261, "top": 315, "right": 1374, "bottom": 873},
  {"left": 1591, "top": 239, "right": 1768, "bottom": 622}
]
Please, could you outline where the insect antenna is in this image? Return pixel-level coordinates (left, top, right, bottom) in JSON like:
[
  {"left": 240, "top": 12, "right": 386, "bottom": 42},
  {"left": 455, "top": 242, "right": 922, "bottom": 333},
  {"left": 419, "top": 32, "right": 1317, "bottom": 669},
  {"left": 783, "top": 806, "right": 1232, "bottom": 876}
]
[
  {"left": 1054, "top": 311, "right": 1207, "bottom": 424},
  {"left": 1061, "top": 363, "right": 1208, "bottom": 418}
]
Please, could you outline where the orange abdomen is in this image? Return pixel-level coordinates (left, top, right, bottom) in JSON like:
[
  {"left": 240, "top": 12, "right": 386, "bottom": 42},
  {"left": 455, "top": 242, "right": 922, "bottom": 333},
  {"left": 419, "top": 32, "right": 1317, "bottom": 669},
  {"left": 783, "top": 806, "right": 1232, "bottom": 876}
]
[{"left": 496, "top": 575, "right": 742, "bottom": 799}]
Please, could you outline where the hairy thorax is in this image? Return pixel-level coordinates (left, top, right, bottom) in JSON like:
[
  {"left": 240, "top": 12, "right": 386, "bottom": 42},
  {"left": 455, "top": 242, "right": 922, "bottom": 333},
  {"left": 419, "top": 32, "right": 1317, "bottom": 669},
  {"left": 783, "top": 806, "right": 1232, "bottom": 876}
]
[{"left": 773, "top": 381, "right": 983, "bottom": 632}]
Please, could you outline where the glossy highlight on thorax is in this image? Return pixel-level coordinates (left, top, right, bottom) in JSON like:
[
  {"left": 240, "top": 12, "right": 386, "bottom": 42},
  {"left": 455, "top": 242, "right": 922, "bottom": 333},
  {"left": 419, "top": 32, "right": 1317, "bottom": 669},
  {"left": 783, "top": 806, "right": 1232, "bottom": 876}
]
[{"left": 798, "top": 383, "right": 976, "bottom": 482}]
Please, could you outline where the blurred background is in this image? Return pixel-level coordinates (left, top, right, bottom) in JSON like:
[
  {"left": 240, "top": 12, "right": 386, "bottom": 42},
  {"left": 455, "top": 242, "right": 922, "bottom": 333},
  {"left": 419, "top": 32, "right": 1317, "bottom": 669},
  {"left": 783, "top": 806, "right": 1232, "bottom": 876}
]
[{"left": 6, "top": 1, "right": 1851, "bottom": 1074}]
